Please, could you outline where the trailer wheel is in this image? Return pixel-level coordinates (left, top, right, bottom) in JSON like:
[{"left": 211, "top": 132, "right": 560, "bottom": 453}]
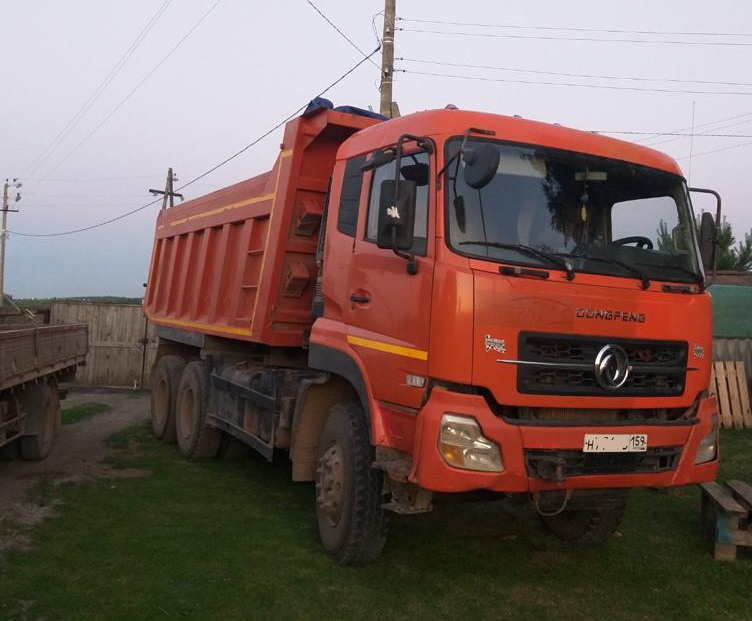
[
  {"left": 151, "top": 355, "right": 186, "bottom": 443},
  {"left": 175, "top": 361, "right": 221, "bottom": 461},
  {"left": 540, "top": 500, "right": 627, "bottom": 544},
  {"left": 315, "top": 401, "right": 387, "bottom": 565},
  {"left": 19, "top": 383, "right": 56, "bottom": 461}
]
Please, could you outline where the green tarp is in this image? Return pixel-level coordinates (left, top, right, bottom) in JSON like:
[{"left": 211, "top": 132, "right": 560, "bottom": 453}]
[{"left": 709, "top": 284, "right": 752, "bottom": 338}]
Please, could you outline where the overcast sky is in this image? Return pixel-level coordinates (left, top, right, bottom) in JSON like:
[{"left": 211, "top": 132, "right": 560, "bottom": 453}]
[{"left": 1, "top": 0, "right": 750, "bottom": 298}]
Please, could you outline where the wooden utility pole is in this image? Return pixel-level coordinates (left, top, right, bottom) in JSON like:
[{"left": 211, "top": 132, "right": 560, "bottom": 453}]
[
  {"left": 149, "top": 167, "right": 183, "bottom": 210},
  {"left": 0, "top": 180, "right": 21, "bottom": 307},
  {"left": 379, "top": 0, "right": 396, "bottom": 118}
]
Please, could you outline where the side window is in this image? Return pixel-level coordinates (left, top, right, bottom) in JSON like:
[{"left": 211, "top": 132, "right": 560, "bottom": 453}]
[
  {"left": 337, "top": 155, "right": 366, "bottom": 237},
  {"left": 366, "top": 151, "right": 430, "bottom": 255},
  {"left": 611, "top": 196, "right": 683, "bottom": 251}
]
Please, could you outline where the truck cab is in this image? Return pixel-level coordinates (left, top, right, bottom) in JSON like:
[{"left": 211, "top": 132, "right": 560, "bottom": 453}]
[{"left": 311, "top": 107, "right": 718, "bottom": 519}]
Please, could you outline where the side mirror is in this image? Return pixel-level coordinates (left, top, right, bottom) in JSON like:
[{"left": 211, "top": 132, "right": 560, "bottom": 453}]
[
  {"left": 376, "top": 179, "right": 417, "bottom": 251},
  {"left": 698, "top": 211, "right": 716, "bottom": 271},
  {"left": 462, "top": 143, "right": 500, "bottom": 189}
]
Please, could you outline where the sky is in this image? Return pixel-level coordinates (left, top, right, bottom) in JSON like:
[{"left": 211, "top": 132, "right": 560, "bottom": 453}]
[{"left": 1, "top": 0, "right": 750, "bottom": 298}]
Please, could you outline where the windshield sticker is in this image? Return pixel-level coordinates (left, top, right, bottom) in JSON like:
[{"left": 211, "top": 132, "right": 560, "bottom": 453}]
[{"left": 485, "top": 334, "right": 507, "bottom": 354}]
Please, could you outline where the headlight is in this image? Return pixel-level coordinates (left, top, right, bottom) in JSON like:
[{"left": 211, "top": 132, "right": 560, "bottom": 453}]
[
  {"left": 694, "top": 414, "right": 718, "bottom": 464},
  {"left": 439, "top": 414, "right": 503, "bottom": 472}
]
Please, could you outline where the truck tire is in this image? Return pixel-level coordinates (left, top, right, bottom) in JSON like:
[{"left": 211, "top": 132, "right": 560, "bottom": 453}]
[
  {"left": 19, "top": 383, "right": 56, "bottom": 461},
  {"left": 151, "top": 355, "right": 186, "bottom": 443},
  {"left": 315, "top": 401, "right": 387, "bottom": 565},
  {"left": 175, "top": 361, "right": 221, "bottom": 461},
  {"left": 540, "top": 500, "right": 627, "bottom": 544}
]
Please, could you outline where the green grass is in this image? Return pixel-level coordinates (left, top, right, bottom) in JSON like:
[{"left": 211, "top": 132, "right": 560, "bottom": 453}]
[
  {"left": 1, "top": 427, "right": 751, "bottom": 621},
  {"left": 61, "top": 402, "right": 110, "bottom": 425}
]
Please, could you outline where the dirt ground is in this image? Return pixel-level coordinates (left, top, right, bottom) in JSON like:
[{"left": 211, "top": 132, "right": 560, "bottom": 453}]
[{"left": 0, "top": 389, "right": 150, "bottom": 552}]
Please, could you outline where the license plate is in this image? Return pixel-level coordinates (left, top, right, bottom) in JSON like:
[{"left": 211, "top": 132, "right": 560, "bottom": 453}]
[{"left": 583, "top": 434, "right": 647, "bottom": 453}]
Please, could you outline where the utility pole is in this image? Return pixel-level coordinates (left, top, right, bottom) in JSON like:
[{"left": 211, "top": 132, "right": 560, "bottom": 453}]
[
  {"left": 149, "top": 167, "right": 183, "bottom": 210},
  {"left": 379, "top": 0, "right": 396, "bottom": 118},
  {"left": 0, "top": 179, "right": 22, "bottom": 307}
]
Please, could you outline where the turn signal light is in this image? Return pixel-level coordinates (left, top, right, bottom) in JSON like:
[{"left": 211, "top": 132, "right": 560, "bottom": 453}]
[{"left": 438, "top": 414, "right": 503, "bottom": 472}]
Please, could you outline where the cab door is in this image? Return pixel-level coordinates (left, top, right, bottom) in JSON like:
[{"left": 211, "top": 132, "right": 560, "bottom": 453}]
[{"left": 345, "top": 149, "right": 435, "bottom": 409}]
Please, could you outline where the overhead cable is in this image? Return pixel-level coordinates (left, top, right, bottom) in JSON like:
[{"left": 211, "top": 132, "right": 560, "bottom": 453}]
[
  {"left": 10, "top": 47, "right": 380, "bottom": 238},
  {"left": 21, "top": 0, "right": 174, "bottom": 179},
  {"left": 397, "top": 27, "right": 752, "bottom": 47},
  {"left": 396, "top": 17, "right": 752, "bottom": 38},
  {"left": 27, "top": 0, "right": 225, "bottom": 193},
  {"left": 303, "top": 0, "right": 380, "bottom": 69},
  {"left": 397, "top": 69, "right": 752, "bottom": 97}
]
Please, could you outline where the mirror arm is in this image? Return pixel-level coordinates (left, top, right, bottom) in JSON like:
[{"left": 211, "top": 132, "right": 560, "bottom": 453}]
[
  {"left": 391, "top": 227, "right": 418, "bottom": 275},
  {"left": 688, "top": 186, "right": 722, "bottom": 283}
]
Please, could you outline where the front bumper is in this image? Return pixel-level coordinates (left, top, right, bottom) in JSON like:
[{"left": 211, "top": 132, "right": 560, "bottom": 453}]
[{"left": 408, "top": 389, "right": 719, "bottom": 493}]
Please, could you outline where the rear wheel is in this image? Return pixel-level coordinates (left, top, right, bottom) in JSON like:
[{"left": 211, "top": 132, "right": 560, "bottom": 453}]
[
  {"left": 19, "top": 383, "right": 57, "bottom": 461},
  {"left": 540, "top": 498, "right": 627, "bottom": 544},
  {"left": 315, "top": 401, "right": 387, "bottom": 565},
  {"left": 175, "top": 361, "right": 221, "bottom": 461},
  {"left": 151, "top": 355, "right": 186, "bottom": 443}
]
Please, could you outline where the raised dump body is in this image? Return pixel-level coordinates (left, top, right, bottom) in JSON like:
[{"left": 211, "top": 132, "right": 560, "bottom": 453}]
[
  {"left": 0, "top": 322, "right": 88, "bottom": 459},
  {"left": 144, "top": 107, "right": 381, "bottom": 347}
]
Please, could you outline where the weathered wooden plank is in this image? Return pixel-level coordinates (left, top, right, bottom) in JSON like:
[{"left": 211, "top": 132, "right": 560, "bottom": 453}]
[
  {"left": 733, "top": 361, "right": 752, "bottom": 429},
  {"left": 699, "top": 481, "right": 747, "bottom": 516},
  {"left": 725, "top": 361, "right": 745, "bottom": 430},
  {"left": 714, "top": 361, "right": 733, "bottom": 429},
  {"left": 727, "top": 480, "right": 752, "bottom": 511}
]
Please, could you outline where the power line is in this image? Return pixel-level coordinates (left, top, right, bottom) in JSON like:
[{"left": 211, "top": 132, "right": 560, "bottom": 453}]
[
  {"left": 21, "top": 0, "right": 174, "bottom": 178},
  {"left": 27, "top": 0, "right": 225, "bottom": 193},
  {"left": 598, "top": 131, "right": 752, "bottom": 138},
  {"left": 677, "top": 139, "right": 752, "bottom": 159},
  {"left": 303, "top": 0, "right": 380, "bottom": 69},
  {"left": 10, "top": 47, "right": 381, "bottom": 238},
  {"left": 397, "top": 27, "right": 752, "bottom": 47},
  {"left": 396, "top": 17, "right": 752, "bottom": 38},
  {"left": 638, "top": 111, "right": 752, "bottom": 144},
  {"left": 399, "top": 58, "right": 752, "bottom": 88},
  {"left": 397, "top": 69, "right": 752, "bottom": 97},
  {"left": 22, "top": 175, "right": 160, "bottom": 183},
  {"left": 641, "top": 117, "right": 752, "bottom": 147}
]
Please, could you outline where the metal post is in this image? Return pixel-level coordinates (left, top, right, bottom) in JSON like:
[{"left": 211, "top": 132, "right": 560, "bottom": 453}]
[
  {"left": 379, "top": 0, "right": 396, "bottom": 117},
  {"left": 0, "top": 181, "right": 9, "bottom": 306}
]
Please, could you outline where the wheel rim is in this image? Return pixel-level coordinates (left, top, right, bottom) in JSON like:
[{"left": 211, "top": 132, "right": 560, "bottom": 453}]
[
  {"left": 154, "top": 378, "right": 168, "bottom": 427},
  {"left": 317, "top": 443, "right": 345, "bottom": 527},
  {"left": 178, "top": 388, "right": 195, "bottom": 441}
]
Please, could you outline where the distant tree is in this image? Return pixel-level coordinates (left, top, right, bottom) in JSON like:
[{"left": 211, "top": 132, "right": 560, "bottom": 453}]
[
  {"left": 714, "top": 216, "right": 752, "bottom": 271},
  {"left": 655, "top": 216, "right": 752, "bottom": 271}
]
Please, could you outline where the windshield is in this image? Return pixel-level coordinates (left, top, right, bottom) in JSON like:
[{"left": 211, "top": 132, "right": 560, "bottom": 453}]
[{"left": 445, "top": 138, "right": 703, "bottom": 284}]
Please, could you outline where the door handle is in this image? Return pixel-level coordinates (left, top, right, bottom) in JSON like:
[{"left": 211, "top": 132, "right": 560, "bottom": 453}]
[{"left": 349, "top": 293, "right": 370, "bottom": 304}]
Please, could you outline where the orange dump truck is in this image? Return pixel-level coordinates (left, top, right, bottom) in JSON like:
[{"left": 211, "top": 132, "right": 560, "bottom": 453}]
[{"left": 145, "top": 101, "right": 721, "bottom": 564}]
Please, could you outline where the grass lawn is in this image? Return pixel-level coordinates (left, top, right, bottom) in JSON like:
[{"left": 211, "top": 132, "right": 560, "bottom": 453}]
[
  {"left": 1, "top": 425, "right": 751, "bottom": 621},
  {"left": 60, "top": 402, "right": 111, "bottom": 425}
]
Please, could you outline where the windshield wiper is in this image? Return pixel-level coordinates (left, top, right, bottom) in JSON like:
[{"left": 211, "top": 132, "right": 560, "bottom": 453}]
[
  {"left": 557, "top": 253, "right": 650, "bottom": 290},
  {"left": 459, "top": 241, "right": 575, "bottom": 280},
  {"left": 635, "top": 263, "right": 704, "bottom": 288}
]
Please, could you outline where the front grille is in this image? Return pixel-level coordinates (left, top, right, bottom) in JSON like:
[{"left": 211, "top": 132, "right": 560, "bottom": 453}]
[
  {"left": 526, "top": 446, "right": 683, "bottom": 480},
  {"left": 517, "top": 332, "right": 687, "bottom": 397}
]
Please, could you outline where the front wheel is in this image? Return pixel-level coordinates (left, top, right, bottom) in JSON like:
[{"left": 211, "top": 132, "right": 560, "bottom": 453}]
[
  {"left": 540, "top": 498, "right": 627, "bottom": 544},
  {"left": 315, "top": 401, "right": 387, "bottom": 565}
]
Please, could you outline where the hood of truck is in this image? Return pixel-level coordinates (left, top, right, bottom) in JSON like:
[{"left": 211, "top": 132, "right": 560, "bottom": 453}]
[{"left": 470, "top": 262, "right": 712, "bottom": 410}]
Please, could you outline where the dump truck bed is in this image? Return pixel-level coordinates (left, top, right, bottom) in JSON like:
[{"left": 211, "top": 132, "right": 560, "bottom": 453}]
[
  {"left": 144, "top": 107, "right": 381, "bottom": 347},
  {"left": 0, "top": 323, "right": 88, "bottom": 392}
]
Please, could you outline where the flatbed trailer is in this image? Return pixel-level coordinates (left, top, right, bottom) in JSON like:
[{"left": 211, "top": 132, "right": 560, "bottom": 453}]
[{"left": 0, "top": 322, "right": 88, "bottom": 460}]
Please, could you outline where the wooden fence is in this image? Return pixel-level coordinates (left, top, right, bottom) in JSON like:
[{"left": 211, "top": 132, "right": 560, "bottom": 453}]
[{"left": 50, "top": 301, "right": 157, "bottom": 388}]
